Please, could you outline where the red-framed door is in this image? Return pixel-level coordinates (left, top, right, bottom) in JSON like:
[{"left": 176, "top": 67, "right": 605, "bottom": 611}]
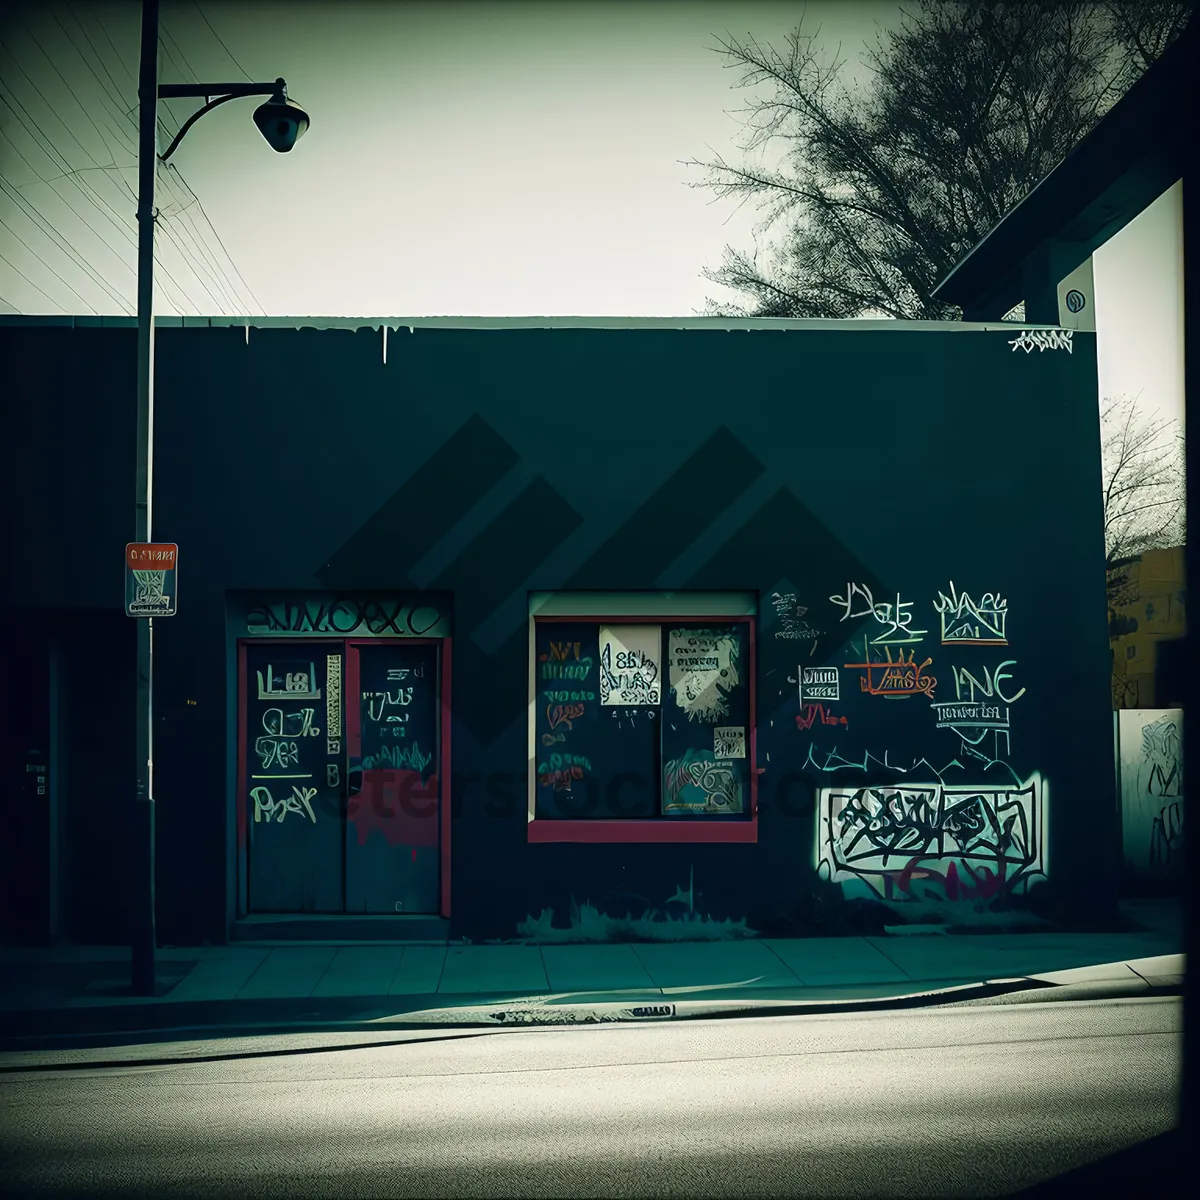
[{"left": 237, "top": 637, "right": 452, "bottom": 917}]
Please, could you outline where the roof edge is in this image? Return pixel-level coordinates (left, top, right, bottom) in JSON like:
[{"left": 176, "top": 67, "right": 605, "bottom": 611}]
[{"left": 0, "top": 314, "right": 1072, "bottom": 333}]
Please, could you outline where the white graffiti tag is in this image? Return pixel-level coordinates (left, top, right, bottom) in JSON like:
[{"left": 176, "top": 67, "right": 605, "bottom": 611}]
[
  {"left": 251, "top": 784, "right": 318, "bottom": 824},
  {"left": 1008, "top": 329, "right": 1073, "bottom": 354},
  {"left": 830, "top": 582, "right": 927, "bottom": 644}
]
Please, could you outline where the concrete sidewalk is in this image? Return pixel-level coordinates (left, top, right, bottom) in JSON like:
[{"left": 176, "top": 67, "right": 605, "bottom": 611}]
[{"left": 0, "top": 899, "right": 1182, "bottom": 1039}]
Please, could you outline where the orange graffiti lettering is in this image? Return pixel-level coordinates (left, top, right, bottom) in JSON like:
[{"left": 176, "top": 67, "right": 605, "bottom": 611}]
[{"left": 843, "top": 638, "right": 936, "bottom": 699}]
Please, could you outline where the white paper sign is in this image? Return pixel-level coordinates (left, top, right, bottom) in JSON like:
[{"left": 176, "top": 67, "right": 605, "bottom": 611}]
[
  {"left": 668, "top": 628, "right": 740, "bottom": 722},
  {"left": 800, "top": 666, "right": 839, "bottom": 702},
  {"left": 714, "top": 726, "right": 745, "bottom": 759},
  {"left": 599, "top": 625, "right": 661, "bottom": 706}
]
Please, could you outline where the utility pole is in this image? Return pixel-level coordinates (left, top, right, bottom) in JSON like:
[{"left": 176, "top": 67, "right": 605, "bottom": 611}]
[
  {"left": 132, "top": 0, "right": 160, "bottom": 997},
  {"left": 129, "top": 0, "right": 307, "bottom": 995}
]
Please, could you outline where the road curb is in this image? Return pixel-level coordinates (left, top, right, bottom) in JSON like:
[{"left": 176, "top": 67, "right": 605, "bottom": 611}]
[{"left": 0, "top": 956, "right": 1182, "bottom": 1066}]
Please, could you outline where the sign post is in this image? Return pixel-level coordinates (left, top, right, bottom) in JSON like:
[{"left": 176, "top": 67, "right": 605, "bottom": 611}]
[
  {"left": 125, "top": 543, "right": 179, "bottom": 617},
  {"left": 125, "top": 550, "right": 173, "bottom": 1001}
]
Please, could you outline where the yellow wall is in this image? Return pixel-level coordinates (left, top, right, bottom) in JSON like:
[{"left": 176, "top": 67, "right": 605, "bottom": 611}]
[{"left": 1109, "top": 546, "right": 1186, "bottom": 708}]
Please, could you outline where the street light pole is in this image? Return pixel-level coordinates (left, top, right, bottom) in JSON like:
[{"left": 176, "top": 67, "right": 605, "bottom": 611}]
[
  {"left": 130, "top": 0, "right": 307, "bottom": 995},
  {"left": 132, "top": 0, "right": 160, "bottom": 997}
]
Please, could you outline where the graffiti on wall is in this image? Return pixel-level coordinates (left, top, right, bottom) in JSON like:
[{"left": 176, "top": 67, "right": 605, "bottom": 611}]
[
  {"left": 362, "top": 742, "right": 434, "bottom": 773},
  {"left": 842, "top": 637, "right": 936, "bottom": 699},
  {"left": 1119, "top": 708, "right": 1184, "bottom": 893},
  {"left": 770, "top": 591, "right": 823, "bottom": 645},
  {"left": 537, "top": 637, "right": 596, "bottom": 791},
  {"left": 930, "top": 660, "right": 1026, "bottom": 767},
  {"left": 933, "top": 583, "right": 1008, "bottom": 645},
  {"left": 241, "top": 595, "right": 450, "bottom": 638},
  {"left": 816, "top": 774, "right": 1046, "bottom": 903},
  {"left": 829, "top": 582, "right": 928, "bottom": 645},
  {"left": 796, "top": 704, "right": 848, "bottom": 731},
  {"left": 254, "top": 707, "right": 321, "bottom": 771},
  {"left": 1008, "top": 328, "right": 1073, "bottom": 354},
  {"left": 1151, "top": 802, "right": 1183, "bottom": 872},
  {"left": 804, "top": 743, "right": 965, "bottom": 782},
  {"left": 257, "top": 661, "right": 320, "bottom": 700},
  {"left": 1139, "top": 714, "right": 1181, "bottom": 797},
  {"left": 251, "top": 783, "right": 319, "bottom": 824}
]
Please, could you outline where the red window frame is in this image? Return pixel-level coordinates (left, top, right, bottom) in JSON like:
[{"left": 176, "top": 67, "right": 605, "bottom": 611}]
[{"left": 528, "top": 614, "right": 758, "bottom": 844}]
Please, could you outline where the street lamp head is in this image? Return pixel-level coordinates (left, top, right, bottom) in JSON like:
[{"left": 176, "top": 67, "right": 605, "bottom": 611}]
[{"left": 253, "top": 79, "right": 309, "bottom": 153}]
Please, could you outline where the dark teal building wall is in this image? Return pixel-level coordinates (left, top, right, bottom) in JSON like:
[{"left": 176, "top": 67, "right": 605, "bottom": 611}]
[{"left": 0, "top": 322, "right": 1112, "bottom": 943}]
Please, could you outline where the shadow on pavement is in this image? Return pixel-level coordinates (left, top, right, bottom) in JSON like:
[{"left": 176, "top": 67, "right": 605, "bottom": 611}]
[{"left": 1010, "top": 1128, "right": 1180, "bottom": 1196}]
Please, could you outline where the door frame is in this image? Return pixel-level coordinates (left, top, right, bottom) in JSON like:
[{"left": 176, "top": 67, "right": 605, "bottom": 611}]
[{"left": 235, "top": 636, "right": 453, "bottom": 920}]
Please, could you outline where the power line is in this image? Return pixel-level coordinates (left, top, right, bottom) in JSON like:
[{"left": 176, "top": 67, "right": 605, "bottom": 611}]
[
  {"left": 65, "top": 3, "right": 128, "bottom": 109},
  {"left": 0, "top": 39, "right": 147, "bottom": 262},
  {"left": 0, "top": 92, "right": 142, "bottom": 293},
  {"left": 156, "top": 218, "right": 234, "bottom": 312},
  {"left": 0, "top": 78, "right": 207, "bottom": 315},
  {"left": 93, "top": 8, "right": 135, "bottom": 88},
  {"left": 15, "top": 15, "right": 224, "bottom": 313},
  {"left": 0, "top": 211, "right": 96, "bottom": 312},
  {"left": 24, "top": 20, "right": 126, "bottom": 174},
  {"left": 154, "top": 169, "right": 245, "bottom": 310},
  {"left": 88, "top": 13, "right": 262, "bottom": 314},
  {"left": 163, "top": 163, "right": 266, "bottom": 313},
  {"left": 0, "top": 172, "right": 135, "bottom": 312},
  {"left": 0, "top": 248, "right": 63, "bottom": 310},
  {"left": 192, "top": 0, "right": 254, "bottom": 81},
  {"left": 159, "top": 17, "right": 200, "bottom": 84},
  {"left": 1, "top": 8, "right": 263, "bottom": 317},
  {"left": 52, "top": 9, "right": 140, "bottom": 166},
  {"left": 0, "top": 114, "right": 136, "bottom": 313},
  {"left": 0, "top": 34, "right": 110, "bottom": 173}
]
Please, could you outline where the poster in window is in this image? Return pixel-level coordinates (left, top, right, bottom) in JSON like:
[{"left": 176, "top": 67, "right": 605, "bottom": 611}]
[
  {"left": 662, "top": 623, "right": 750, "bottom": 816},
  {"left": 662, "top": 749, "right": 743, "bottom": 814},
  {"left": 713, "top": 726, "right": 745, "bottom": 758},
  {"left": 667, "top": 627, "right": 740, "bottom": 722},
  {"left": 599, "top": 625, "right": 661, "bottom": 706}
]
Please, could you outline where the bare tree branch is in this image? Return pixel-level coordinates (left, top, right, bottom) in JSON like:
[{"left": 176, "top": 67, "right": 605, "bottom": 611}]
[
  {"left": 1101, "top": 393, "right": 1186, "bottom": 581},
  {"left": 687, "top": 0, "right": 1191, "bottom": 318}
]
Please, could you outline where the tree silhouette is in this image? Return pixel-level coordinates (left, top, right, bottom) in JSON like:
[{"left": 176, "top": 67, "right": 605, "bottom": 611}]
[
  {"left": 1103, "top": 392, "right": 1185, "bottom": 603},
  {"left": 686, "top": 1, "right": 1191, "bottom": 318}
]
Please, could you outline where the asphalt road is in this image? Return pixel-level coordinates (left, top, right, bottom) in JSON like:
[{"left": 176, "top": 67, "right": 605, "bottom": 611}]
[{"left": 0, "top": 996, "right": 1181, "bottom": 1198}]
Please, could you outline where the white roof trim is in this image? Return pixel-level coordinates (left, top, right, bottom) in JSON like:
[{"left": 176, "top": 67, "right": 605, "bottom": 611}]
[{"left": 0, "top": 314, "right": 1070, "bottom": 333}]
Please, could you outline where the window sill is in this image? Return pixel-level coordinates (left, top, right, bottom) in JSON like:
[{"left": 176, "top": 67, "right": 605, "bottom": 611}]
[{"left": 527, "top": 818, "right": 758, "bottom": 844}]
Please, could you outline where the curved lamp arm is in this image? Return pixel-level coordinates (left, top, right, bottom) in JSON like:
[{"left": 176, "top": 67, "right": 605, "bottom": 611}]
[
  {"left": 156, "top": 79, "right": 286, "bottom": 163},
  {"left": 158, "top": 93, "right": 245, "bottom": 162}
]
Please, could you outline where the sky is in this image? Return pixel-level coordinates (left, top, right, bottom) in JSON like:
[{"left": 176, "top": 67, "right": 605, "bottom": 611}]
[{"left": 0, "top": 0, "right": 1185, "bottom": 430}]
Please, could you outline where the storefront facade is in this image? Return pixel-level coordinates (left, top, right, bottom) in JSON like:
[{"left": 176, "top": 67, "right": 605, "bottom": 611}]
[{"left": 0, "top": 317, "right": 1116, "bottom": 944}]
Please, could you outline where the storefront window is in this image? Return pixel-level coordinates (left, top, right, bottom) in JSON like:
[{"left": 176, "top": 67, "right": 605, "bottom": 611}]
[{"left": 527, "top": 594, "right": 757, "bottom": 842}]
